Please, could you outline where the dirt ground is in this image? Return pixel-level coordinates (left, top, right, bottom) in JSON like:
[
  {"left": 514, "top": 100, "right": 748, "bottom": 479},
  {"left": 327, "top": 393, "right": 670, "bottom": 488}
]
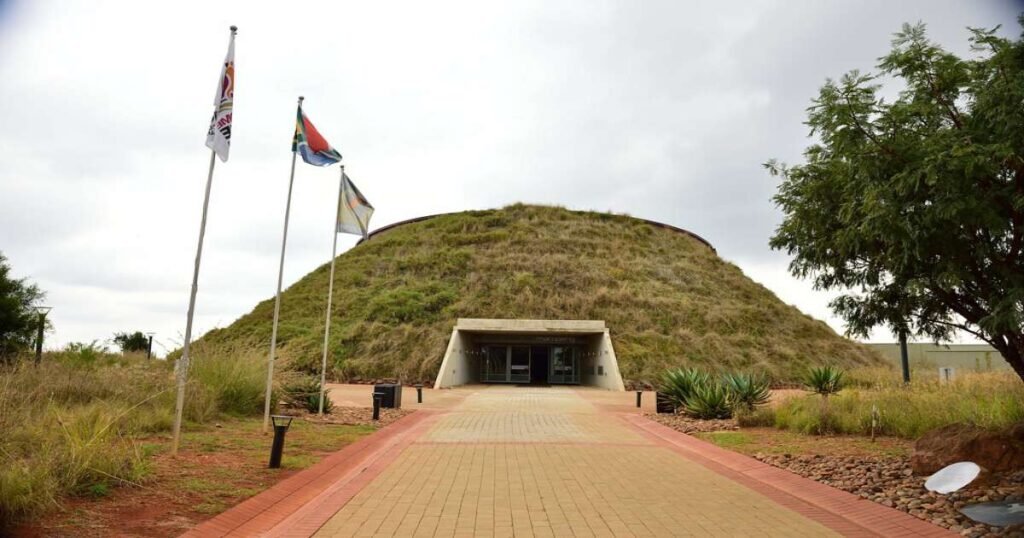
[{"left": 9, "top": 408, "right": 407, "bottom": 538}]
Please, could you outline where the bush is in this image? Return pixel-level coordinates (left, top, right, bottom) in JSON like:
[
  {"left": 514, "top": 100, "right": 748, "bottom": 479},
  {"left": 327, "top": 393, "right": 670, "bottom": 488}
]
[
  {"left": 189, "top": 352, "right": 268, "bottom": 416},
  {"left": 723, "top": 372, "right": 771, "bottom": 412},
  {"left": 803, "top": 365, "right": 845, "bottom": 397},
  {"left": 658, "top": 367, "right": 710, "bottom": 411},
  {"left": 282, "top": 376, "right": 333, "bottom": 414},
  {"left": 684, "top": 380, "right": 733, "bottom": 419}
]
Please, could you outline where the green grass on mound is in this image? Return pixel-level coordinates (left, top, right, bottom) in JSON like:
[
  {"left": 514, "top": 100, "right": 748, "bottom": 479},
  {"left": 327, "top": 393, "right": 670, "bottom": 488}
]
[{"left": 191, "top": 204, "right": 883, "bottom": 383}]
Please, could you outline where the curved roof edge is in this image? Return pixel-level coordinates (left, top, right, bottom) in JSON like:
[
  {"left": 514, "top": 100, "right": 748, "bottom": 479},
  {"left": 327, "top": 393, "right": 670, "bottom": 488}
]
[{"left": 358, "top": 210, "right": 716, "bottom": 252}]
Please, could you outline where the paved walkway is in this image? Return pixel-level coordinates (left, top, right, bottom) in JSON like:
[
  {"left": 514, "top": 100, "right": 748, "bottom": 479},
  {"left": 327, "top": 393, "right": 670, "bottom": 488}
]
[{"left": 186, "top": 385, "right": 953, "bottom": 537}]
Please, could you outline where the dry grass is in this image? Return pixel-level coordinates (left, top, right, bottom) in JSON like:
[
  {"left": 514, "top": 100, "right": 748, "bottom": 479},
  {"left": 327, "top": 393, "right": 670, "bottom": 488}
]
[
  {"left": 189, "top": 204, "right": 883, "bottom": 384},
  {"left": 747, "top": 367, "right": 1024, "bottom": 439},
  {"left": 0, "top": 345, "right": 274, "bottom": 527}
]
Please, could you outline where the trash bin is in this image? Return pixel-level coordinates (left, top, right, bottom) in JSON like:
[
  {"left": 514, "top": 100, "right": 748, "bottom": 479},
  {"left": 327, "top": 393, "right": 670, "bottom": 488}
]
[
  {"left": 373, "top": 383, "right": 402, "bottom": 408},
  {"left": 655, "top": 392, "right": 675, "bottom": 414}
]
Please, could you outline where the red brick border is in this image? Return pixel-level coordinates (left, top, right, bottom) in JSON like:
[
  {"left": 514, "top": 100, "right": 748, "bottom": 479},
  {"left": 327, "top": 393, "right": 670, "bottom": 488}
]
[
  {"left": 623, "top": 414, "right": 955, "bottom": 537},
  {"left": 181, "top": 411, "right": 437, "bottom": 538}
]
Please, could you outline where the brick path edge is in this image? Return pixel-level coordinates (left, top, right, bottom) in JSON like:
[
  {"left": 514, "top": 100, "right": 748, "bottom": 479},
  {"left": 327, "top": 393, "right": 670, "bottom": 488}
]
[{"left": 623, "top": 414, "right": 956, "bottom": 538}]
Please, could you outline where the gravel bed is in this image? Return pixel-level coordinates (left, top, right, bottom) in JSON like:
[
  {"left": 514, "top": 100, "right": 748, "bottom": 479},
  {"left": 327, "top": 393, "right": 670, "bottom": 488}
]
[
  {"left": 755, "top": 453, "right": 1024, "bottom": 537},
  {"left": 284, "top": 406, "right": 413, "bottom": 427},
  {"left": 645, "top": 413, "right": 739, "bottom": 434}
]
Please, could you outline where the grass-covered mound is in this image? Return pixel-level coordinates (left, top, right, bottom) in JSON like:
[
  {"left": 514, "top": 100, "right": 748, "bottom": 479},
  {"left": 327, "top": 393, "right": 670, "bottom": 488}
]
[{"left": 194, "top": 204, "right": 882, "bottom": 382}]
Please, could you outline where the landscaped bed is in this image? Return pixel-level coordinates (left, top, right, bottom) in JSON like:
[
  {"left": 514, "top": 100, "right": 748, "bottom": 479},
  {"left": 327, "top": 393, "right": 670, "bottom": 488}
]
[
  {"left": 650, "top": 407, "right": 1024, "bottom": 537},
  {"left": 11, "top": 410, "right": 405, "bottom": 537}
]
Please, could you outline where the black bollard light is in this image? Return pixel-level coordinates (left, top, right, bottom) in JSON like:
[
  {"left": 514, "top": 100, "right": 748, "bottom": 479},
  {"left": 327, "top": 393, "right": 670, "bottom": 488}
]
[
  {"left": 372, "top": 392, "right": 383, "bottom": 421},
  {"left": 415, "top": 383, "right": 423, "bottom": 403},
  {"left": 268, "top": 415, "right": 293, "bottom": 469},
  {"left": 636, "top": 390, "right": 642, "bottom": 408}
]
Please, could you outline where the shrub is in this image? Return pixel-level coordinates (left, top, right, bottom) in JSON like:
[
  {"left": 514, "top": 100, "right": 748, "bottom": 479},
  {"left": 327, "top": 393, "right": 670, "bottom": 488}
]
[
  {"left": 684, "top": 380, "right": 733, "bottom": 419},
  {"left": 723, "top": 372, "right": 771, "bottom": 412},
  {"left": 189, "top": 352, "right": 268, "bottom": 416},
  {"left": 282, "top": 376, "right": 333, "bottom": 414},
  {"left": 803, "top": 365, "right": 845, "bottom": 397},
  {"left": 658, "top": 367, "right": 710, "bottom": 411}
]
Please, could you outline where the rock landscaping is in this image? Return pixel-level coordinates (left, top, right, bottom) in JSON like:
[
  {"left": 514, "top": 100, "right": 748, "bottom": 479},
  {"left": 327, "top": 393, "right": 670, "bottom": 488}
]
[
  {"left": 286, "top": 406, "right": 412, "bottom": 427},
  {"left": 646, "top": 413, "right": 739, "bottom": 434},
  {"left": 755, "top": 453, "right": 1024, "bottom": 537}
]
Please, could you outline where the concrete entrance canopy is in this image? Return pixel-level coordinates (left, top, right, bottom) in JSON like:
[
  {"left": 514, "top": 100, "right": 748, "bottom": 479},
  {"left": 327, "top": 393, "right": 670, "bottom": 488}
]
[{"left": 433, "top": 318, "right": 626, "bottom": 391}]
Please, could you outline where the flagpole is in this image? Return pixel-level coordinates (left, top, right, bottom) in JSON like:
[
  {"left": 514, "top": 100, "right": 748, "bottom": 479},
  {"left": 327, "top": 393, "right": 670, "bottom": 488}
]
[
  {"left": 318, "top": 165, "right": 344, "bottom": 415},
  {"left": 262, "top": 97, "right": 304, "bottom": 433},
  {"left": 172, "top": 149, "right": 217, "bottom": 455}
]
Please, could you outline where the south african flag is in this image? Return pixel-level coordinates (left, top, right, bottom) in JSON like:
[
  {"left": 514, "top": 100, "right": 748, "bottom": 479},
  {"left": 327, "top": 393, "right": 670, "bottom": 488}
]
[{"left": 292, "top": 106, "right": 343, "bottom": 166}]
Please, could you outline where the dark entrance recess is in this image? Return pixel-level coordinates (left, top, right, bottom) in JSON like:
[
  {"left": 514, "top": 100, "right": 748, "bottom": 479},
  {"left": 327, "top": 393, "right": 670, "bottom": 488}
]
[{"left": 530, "top": 346, "right": 549, "bottom": 385}]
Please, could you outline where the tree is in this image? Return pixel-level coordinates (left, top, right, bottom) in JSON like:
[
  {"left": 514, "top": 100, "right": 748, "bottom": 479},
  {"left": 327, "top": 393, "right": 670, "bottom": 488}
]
[
  {"left": 113, "top": 331, "right": 150, "bottom": 353},
  {"left": 768, "top": 20, "right": 1024, "bottom": 381},
  {"left": 0, "top": 252, "right": 45, "bottom": 359}
]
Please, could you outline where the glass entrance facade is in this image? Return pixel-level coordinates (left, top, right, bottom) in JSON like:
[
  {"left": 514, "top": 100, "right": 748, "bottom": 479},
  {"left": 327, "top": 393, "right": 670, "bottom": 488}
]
[{"left": 480, "top": 344, "right": 580, "bottom": 384}]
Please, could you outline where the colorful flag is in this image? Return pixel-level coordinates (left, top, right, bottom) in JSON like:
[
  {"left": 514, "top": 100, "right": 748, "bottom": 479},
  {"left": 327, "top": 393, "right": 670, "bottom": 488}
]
[
  {"left": 205, "top": 28, "right": 236, "bottom": 162},
  {"left": 337, "top": 172, "right": 374, "bottom": 238},
  {"left": 292, "top": 107, "right": 343, "bottom": 166}
]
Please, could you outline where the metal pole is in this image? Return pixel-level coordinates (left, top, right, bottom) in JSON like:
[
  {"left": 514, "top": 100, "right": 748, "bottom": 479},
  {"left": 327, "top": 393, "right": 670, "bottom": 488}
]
[
  {"left": 264, "top": 97, "right": 303, "bottom": 433},
  {"left": 33, "top": 311, "right": 46, "bottom": 366},
  {"left": 318, "top": 166, "right": 344, "bottom": 415},
  {"left": 172, "top": 149, "right": 217, "bottom": 455},
  {"left": 899, "top": 330, "right": 910, "bottom": 384}
]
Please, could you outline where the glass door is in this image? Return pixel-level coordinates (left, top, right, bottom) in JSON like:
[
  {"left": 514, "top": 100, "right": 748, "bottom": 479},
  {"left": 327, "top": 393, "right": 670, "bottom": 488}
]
[
  {"left": 550, "top": 346, "right": 580, "bottom": 384},
  {"left": 483, "top": 346, "right": 508, "bottom": 382},
  {"left": 509, "top": 346, "right": 530, "bottom": 383}
]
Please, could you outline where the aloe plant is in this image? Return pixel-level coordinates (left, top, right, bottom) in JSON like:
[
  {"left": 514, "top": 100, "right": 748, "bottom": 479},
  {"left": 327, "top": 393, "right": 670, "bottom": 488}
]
[
  {"left": 803, "top": 365, "right": 845, "bottom": 398},
  {"left": 723, "top": 372, "right": 771, "bottom": 411},
  {"left": 658, "top": 367, "right": 710, "bottom": 411},
  {"left": 683, "top": 380, "right": 733, "bottom": 419}
]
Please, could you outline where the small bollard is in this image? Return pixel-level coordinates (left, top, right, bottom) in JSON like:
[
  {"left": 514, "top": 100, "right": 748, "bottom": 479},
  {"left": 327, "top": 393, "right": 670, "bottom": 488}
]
[
  {"left": 268, "top": 415, "right": 294, "bottom": 469},
  {"left": 636, "top": 390, "right": 642, "bottom": 408},
  {"left": 415, "top": 383, "right": 423, "bottom": 403},
  {"left": 372, "top": 392, "right": 383, "bottom": 421}
]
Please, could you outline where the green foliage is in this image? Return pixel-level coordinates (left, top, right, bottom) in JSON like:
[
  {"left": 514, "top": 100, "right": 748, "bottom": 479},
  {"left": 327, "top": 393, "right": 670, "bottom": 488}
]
[
  {"left": 722, "top": 372, "right": 771, "bottom": 411},
  {"left": 659, "top": 368, "right": 772, "bottom": 418},
  {"left": 658, "top": 367, "right": 710, "bottom": 410},
  {"left": 0, "top": 344, "right": 287, "bottom": 527},
  {"left": 770, "top": 370, "right": 1024, "bottom": 438},
  {"left": 54, "top": 341, "right": 111, "bottom": 367},
  {"left": 186, "top": 205, "right": 882, "bottom": 384},
  {"left": 803, "top": 365, "right": 845, "bottom": 397},
  {"left": 767, "top": 21, "right": 1024, "bottom": 379},
  {"left": 0, "top": 252, "right": 45, "bottom": 360},
  {"left": 282, "top": 376, "right": 333, "bottom": 414},
  {"left": 189, "top": 352, "right": 269, "bottom": 416},
  {"left": 683, "top": 379, "right": 734, "bottom": 419},
  {"left": 113, "top": 331, "right": 150, "bottom": 353}
]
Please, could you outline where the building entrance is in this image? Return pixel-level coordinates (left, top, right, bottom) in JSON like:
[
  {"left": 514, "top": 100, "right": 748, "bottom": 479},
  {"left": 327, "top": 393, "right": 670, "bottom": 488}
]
[{"left": 480, "top": 343, "right": 579, "bottom": 385}]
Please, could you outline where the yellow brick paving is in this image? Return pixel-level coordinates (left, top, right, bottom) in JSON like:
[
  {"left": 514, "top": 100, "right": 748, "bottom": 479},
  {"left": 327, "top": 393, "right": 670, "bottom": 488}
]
[{"left": 315, "top": 387, "right": 839, "bottom": 537}]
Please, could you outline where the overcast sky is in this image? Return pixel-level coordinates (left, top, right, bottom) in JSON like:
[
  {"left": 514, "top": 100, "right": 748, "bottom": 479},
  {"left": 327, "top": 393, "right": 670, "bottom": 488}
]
[{"left": 0, "top": 1, "right": 1018, "bottom": 354}]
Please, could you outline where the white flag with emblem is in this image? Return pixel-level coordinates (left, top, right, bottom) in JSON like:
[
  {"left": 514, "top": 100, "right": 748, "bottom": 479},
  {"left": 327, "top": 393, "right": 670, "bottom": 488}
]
[{"left": 205, "top": 28, "right": 236, "bottom": 162}]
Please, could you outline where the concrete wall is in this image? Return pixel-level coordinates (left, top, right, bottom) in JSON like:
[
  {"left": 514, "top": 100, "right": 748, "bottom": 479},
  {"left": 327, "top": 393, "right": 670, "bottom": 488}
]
[
  {"left": 866, "top": 343, "right": 1010, "bottom": 372},
  {"left": 432, "top": 329, "right": 479, "bottom": 389},
  {"left": 579, "top": 330, "right": 626, "bottom": 391}
]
